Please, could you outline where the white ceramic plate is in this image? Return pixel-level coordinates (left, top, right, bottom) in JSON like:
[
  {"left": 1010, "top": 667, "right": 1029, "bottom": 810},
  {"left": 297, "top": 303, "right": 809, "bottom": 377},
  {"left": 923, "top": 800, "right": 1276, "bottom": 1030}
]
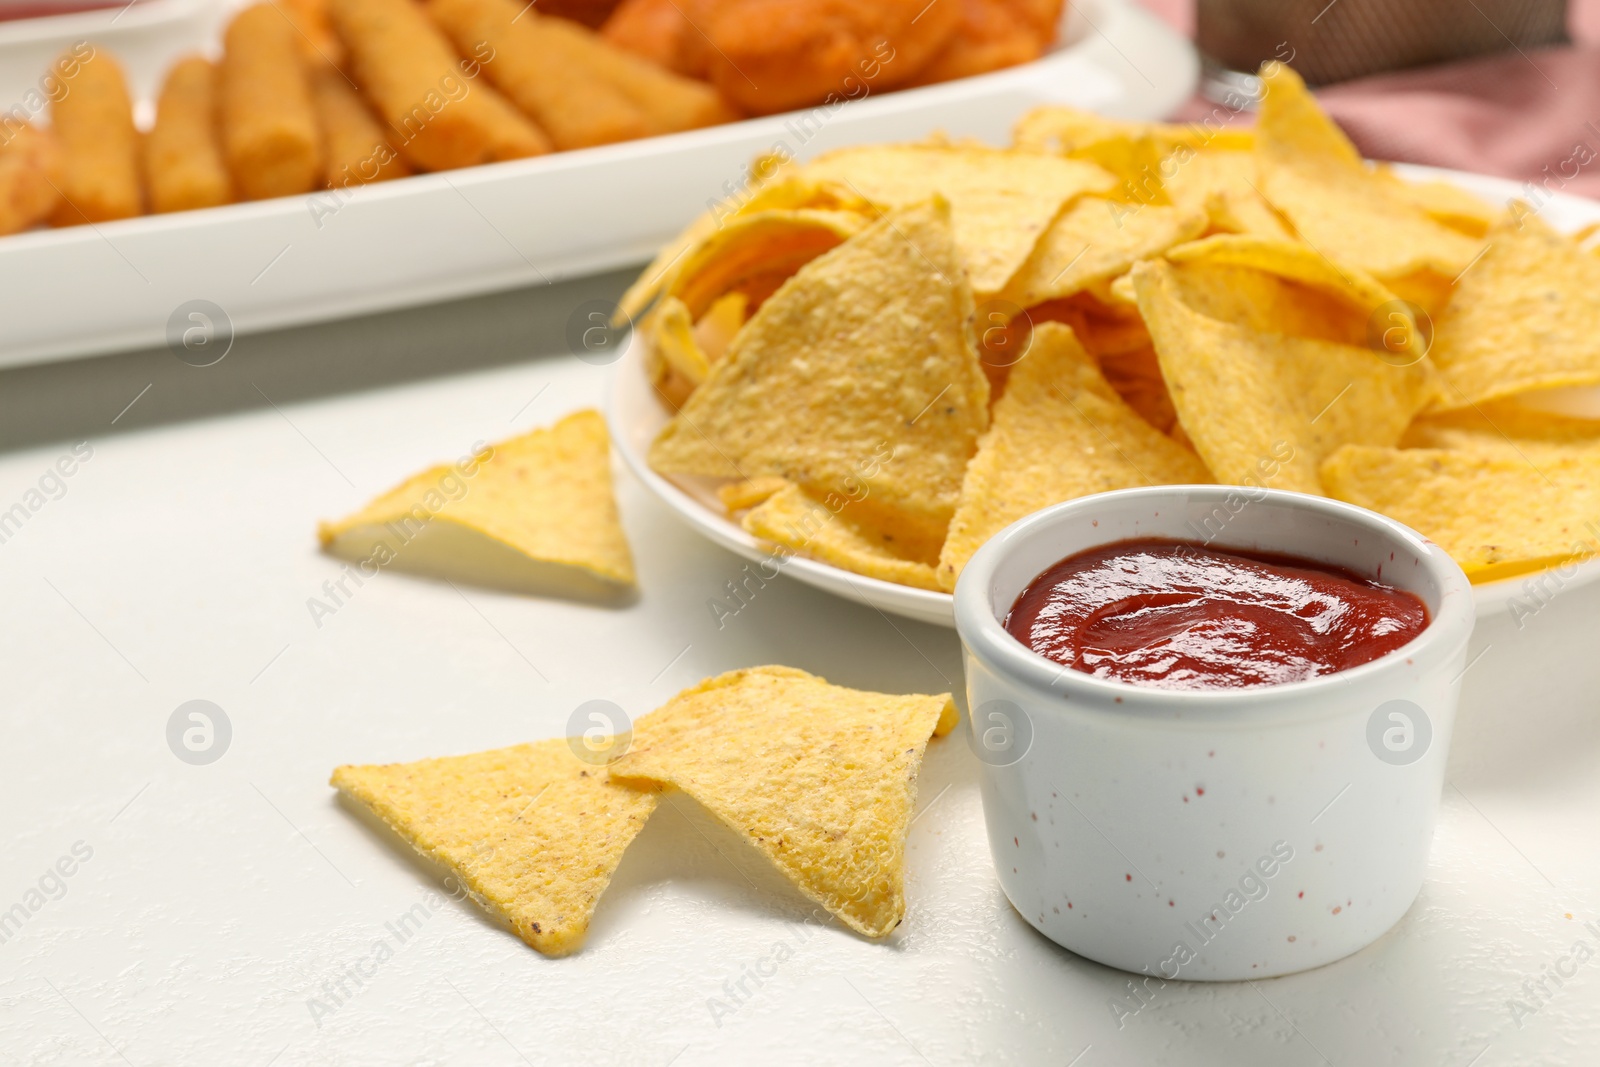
[
  {"left": 0, "top": 0, "right": 1195, "bottom": 369},
  {"left": 608, "top": 163, "right": 1600, "bottom": 627}
]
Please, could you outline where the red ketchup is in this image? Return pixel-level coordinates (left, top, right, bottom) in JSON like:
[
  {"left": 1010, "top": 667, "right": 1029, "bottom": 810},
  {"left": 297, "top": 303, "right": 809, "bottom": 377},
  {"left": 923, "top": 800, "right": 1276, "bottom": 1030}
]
[{"left": 1004, "top": 538, "right": 1428, "bottom": 691}]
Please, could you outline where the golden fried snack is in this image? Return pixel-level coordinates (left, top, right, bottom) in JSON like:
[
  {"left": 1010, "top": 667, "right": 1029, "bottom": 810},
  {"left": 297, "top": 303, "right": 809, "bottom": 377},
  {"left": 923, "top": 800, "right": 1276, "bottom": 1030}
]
[
  {"left": 533, "top": 0, "right": 623, "bottom": 28},
  {"left": 600, "top": 0, "right": 715, "bottom": 77},
  {"left": 311, "top": 64, "right": 411, "bottom": 186},
  {"left": 0, "top": 124, "right": 62, "bottom": 235},
  {"left": 276, "top": 0, "right": 346, "bottom": 67},
  {"left": 144, "top": 56, "right": 232, "bottom": 214},
  {"left": 221, "top": 4, "right": 323, "bottom": 199},
  {"left": 429, "top": 0, "right": 650, "bottom": 149},
  {"left": 329, "top": 0, "right": 550, "bottom": 169},
  {"left": 910, "top": 0, "right": 1061, "bottom": 84},
  {"left": 705, "top": 0, "right": 960, "bottom": 114},
  {"left": 526, "top": 11, "right": 738, "bottom": 132},
  {"left": 48, "top": 48, "right": 141, "bottom": 225}
]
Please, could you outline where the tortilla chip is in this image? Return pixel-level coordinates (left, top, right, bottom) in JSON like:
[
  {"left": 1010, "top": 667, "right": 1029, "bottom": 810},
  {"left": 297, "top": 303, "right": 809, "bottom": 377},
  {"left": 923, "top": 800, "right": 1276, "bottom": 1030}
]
[
  {"left": 1377, "top": 168, "right": 1496, "bottom": 239},
  {"left": 1321, "top": 445, "right": 1600, "bottom": 579},
  {"left": 607, "top": 666, "right": 955, "bottom": 937},
  {"left": 1401, "top": 401, "right": 1600, "bottom": 459},
  {"left": 650, "top": 296, "right": 712, "bottom": 387},
  {"left": 319, "top": 409, "right": 636, "bottom": 587},
  {"left": 669, "top": 209, "right": 867, "bottom": 319},
  {"left": 1000, "top": 197, "right": 1206, "bottom": 306},
  {"left": 650, "top": 200, "right": 990, "bottom": 546},
  {"left": 1012, "top": 107, "right": 1254, "bottom": 172},
  {"left": 693, "top": 290, "right": 748, "bottom": 364},
  {"left": 717, "top": 475, "right": 789, "bottom": 511},
  {"left": 1133, "top": 260, "right": 1433, "bottom": 495},
  {"left": 1157, "top": 259, "right": 1369, "bottom": 348},
  {"left": 1428, "top": 211, "right": 1600, "bottom": 409},
  {"left": 1098, "top": 344, "right": 1179, "bottom": 433},
  {"left": 742, "top": 481, "right": 943, "bottom": 590},
  {"left": 1161, "top": 149, "right": 1292, "bottom": 240},
  {"left": 799, "top": 143, "right": 1117, "bottom": 294},
  {"left": 1254, "top": 63, "right": 1480, "bottom": 279},
  {"left": 1164, "top": 234, "right": 1425, "bottom": 359},
  {"left": 332, "top": 738, "right": 658, "bottom": 956},
  {"left": 937, "top": 323, "right": 1211, "bottom": 587}
]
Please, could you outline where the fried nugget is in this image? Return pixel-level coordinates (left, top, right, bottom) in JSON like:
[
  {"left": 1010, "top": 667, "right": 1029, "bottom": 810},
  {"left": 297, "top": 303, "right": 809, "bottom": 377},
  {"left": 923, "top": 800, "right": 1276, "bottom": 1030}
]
[
  {"left": 705, "top": 0, "right": 960, "bottom": 114},
  {"left": 311, "top": 64, "right": 411, "bottom": 186},
  {"left": 600, "top": 0, "right": 715, "bottom": 77},
  {"left": 910, "top": 0, "right": 1061, "bottom": 84},
  {"left": 221, "top": 4, "right": 323, "bottom": 199},
  {"left": 329, "top": 0, "right": 550, "bottom": 170},
  {"left": 428, "top": 0, "right": 651, "bottom": 149},
  {"left": 0, "top": 124, "right": 62, "bottom": 235},
  {"left": 144, "top": 56, "right": 232, "bottom": 213},
  {"left": 48, "top": 47, "right": 141, "bottom": 225}
]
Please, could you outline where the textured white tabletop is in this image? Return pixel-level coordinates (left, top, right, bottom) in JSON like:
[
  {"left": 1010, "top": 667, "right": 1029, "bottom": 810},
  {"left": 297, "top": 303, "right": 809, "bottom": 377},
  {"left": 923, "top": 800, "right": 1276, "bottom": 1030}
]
[{"left": 1, "top": 273, "right": 1596, "bottom": 1066}]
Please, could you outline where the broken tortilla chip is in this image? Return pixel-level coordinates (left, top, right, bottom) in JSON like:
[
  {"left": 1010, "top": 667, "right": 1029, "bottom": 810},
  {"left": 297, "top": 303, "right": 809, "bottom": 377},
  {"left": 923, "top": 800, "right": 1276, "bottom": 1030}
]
[
  {"left": 1133, "top": 259, "right": 1433, "bottom": 495},
  {"left": 319, "top": 409, "right": 636, "bottom": 588},
  {"left": 937, "top": 323, "right": 1210, "bottom": 588},
  {"left": 1000, "top": 197, "right": 1206, "bottom": 307},
  {"left": 607, "top": 665, "right": 956, "bottom": 937},
  {"left": 742, "top": 481, "right": 944, "bottom": 590},
  {"left": 649, "top": 199, "right": 990, "bottom": 546},
  {"left": 1428, "top": 211, "right": 1600, "bottom": 409},
  {"left": 1254, "top": 63, "right": 1480, "bottom": 279},
  {"left": 1321, "top": 445, "right": 1600, "bottom": 581},
  {"left": 332, "top": 738, "right": 658, "bottom": 956},
  {"left": 799, "top": 143, "right": 1117, "bottom": 294}
]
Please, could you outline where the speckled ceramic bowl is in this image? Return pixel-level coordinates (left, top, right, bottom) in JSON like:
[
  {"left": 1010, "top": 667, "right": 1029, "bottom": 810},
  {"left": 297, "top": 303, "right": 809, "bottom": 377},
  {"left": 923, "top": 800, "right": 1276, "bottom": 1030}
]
[{"left": 952, "top": 486, "right": 1475, "bottom": 980}]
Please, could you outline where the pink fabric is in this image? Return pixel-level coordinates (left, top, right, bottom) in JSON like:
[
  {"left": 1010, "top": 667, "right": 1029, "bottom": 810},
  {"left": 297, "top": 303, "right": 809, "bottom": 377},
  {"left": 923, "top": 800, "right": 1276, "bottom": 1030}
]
[{"left": 1136, "top": 0, "right": 1600, "bottom": 199}]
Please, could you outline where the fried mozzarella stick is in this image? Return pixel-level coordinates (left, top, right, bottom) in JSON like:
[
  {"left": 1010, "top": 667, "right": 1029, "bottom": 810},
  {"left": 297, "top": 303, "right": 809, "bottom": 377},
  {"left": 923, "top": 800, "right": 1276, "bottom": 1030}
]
[
  {"left": 328, "top": 0, "right": 549, "bottom": 170},
  {"left": 144, "top": 57, "right": 232, "bottom": 213},
  {"left": 530, "top": 11, "right": 740, "bottom": 133},
  {"left": 276, "top": 0, "right": 346, "bottom": 67},
  {"left": 48, "top": 48, "right": 141, "bottom": 225},
  {"left": 0, "top": 125, "right": 62, "bottom": 234},
  {"left": 427, "top": 0, "right": 651, "bottom": 150},
  {"left": 311, "top": 64, "right": 411, "bottom": 186},
  {"left": 221, "top": 4, "right": 323, "bottom": 199}
]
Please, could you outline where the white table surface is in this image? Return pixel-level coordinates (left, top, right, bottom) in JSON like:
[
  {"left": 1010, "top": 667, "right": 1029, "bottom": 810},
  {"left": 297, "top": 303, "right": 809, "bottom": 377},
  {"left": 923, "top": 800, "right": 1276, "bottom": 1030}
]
[{"left": 0, "top": 271, "right": 1597, "bottom": 1067}]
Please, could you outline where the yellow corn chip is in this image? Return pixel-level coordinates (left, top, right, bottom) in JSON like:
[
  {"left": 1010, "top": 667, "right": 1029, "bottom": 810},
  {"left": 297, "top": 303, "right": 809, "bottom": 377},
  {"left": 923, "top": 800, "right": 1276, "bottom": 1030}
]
[
  {"left": 669, "top": 209, "right": 867, "bottom": 319},
  {"left": 1157, "top": 260, "right": 1368, "bottom": 348},
  {"left": 332, "top": 738, "right": 658, "bottom": 956},
  {"left": 650, "top": 199, "right": 990, "bottom": 546},
  {"left": 608, "top": 666, "right": 956, "bottom": 937},
  {"left": 1429, "top": 211, "right": 1600, "bottom": 409},
  {"left": 799, "top": 143, "right": 1117, "bottom": 294},
  {"left": 1377, "top": 168, "right": 1496, "bottom": 238},
  {"left": 650, "top": 295, "right": 712, "bottom": 387},
  {"left": 1401, "top": 400, "right": 1600, "bottom": 459},
  {"left": 1254, "top": 63, "right": 1480, "bottom": 279},
  {"left": 693, "top": 290, "right": 748, "bottom": 364},
  {"left": 1012, "top": 107, "right": 1254, "bottom": 167},
  {"left": 742, "top": 481, "right": 943, "bottom": 590},
  {"left": 937, "top": 323, "right": 1211, "bottom": 588},
  {"left": 717, "top": 475, "right": 789, "bottom": 511},
  {"left": 1321, "top": 445, "right": 1600, "bottom": 580},
  {"left": 1133, "top": 260, "right": 1433, "bottom": 495},
  {"left": 1164, "top": 234, "right": 1425, "bottom": 359},
  {"left": 319, "top": 409, "right": 636, "bottom": 588},
  {"left": 1000, "top": 197, "right": 1206, "bottom": 307},
  {"left": 1161, "top": 149, "right": 1292, "bottom": 240}
]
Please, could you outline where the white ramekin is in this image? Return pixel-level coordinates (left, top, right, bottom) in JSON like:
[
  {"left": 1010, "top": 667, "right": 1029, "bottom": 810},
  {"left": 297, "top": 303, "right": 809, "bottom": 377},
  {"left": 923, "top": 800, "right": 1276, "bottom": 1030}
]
[{"left": 953, "top": 486, "right": 1474, "bottom": 981}]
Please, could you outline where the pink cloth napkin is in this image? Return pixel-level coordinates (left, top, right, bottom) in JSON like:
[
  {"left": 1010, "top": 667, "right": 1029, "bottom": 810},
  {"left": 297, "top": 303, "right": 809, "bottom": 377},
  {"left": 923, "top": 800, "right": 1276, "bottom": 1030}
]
[{"left": 1138, "top": 0, "right": 1600, "bottom": 200}]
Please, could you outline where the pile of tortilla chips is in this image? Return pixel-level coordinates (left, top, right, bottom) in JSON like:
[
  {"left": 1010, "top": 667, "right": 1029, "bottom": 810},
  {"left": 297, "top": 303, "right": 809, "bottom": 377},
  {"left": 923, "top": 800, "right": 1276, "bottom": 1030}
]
[
  {"left": 631, "top": 62, "right": 1600, "bottom": 589},
  {"left": 333, "top": 666, "right": 957, "bottom": 955}
]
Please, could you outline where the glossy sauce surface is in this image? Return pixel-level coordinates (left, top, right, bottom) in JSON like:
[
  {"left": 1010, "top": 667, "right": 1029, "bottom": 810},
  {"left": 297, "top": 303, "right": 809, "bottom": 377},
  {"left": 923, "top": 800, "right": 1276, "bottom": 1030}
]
[{"left": 1005, "top": 538, "right": 1429, "bottom": 691}]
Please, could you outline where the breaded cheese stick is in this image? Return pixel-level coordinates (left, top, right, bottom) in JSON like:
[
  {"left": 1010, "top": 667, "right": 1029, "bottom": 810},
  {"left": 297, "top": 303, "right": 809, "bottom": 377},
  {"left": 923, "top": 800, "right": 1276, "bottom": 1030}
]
[
  {"left": 427, "top": 0, "right": 650, "bottom": 150},
  {"left": 527, "top": 12, "right": 739, "bottom": 133},
  {"left": 48, "top": 47, "right": 141, "bottom": 225},
  {"left": 144, "top": 56, "right": 232, "bottom": 213},
  {"left": 0, "top": 124, "right": 63, "bottom": 234},
  {"left": 311, "top": 64, "right": 411, "bottom": 186},
  {"left": 328, "top": 0, "right": 549, "bottom": 170},
  {"left": 275, "top": 0, "right": 346, "bottom": 68},
  {"left": 221, "top": 4, "right": 323, "bottom": 199}
]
